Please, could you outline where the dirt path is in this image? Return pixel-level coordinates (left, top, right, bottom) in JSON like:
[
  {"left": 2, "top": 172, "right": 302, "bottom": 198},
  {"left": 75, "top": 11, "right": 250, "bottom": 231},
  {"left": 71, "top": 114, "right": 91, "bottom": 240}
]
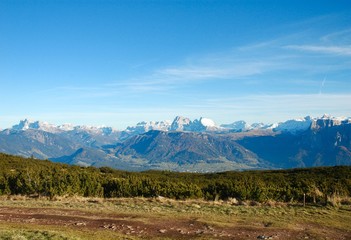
[{"left": 0, "top": 206, "right": 350, "bottom": 239}]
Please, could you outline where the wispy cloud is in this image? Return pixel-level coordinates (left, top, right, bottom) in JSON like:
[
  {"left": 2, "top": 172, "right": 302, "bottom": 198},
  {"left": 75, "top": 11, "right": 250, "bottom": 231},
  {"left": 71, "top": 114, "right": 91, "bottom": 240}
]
[
  {"left": 156, "top": 61, "right": 272, "bottom": 80},
  {"left": 285, "top": 45, "right": 351, "bottom": 56},
  {"left": 123, "top": 25, "right": 351, "bottom": 93},
  {"left": 321, "top": 28, "right": 351, "bottom": 43},
  {"left": 105, "top": 57, "right": 284, "bottom": 94},
  {"left": 37, "top": 22, "right": 351, "bottom": 101},
  {"left": 319, "top": 76, "right": 327, "bottom": 95}
]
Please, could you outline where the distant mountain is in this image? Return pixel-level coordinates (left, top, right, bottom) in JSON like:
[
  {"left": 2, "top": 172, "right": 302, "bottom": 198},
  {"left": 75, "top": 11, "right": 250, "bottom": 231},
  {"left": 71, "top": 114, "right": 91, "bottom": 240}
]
[
  {"left": 5, "top": 119, "right": 122, "bottom": 148},
  {"left": 120, "top": 120, "right": 171, "bottom": 140},
  {"left": 273, "top": 116, "right": 313, "bottom": 134},
  {"left": 0, "top": 129, "right": 79, "bottom": 159},
  {"left": 110, "top": 130, "right": 269, "bottom": 172},
  {"left": 238, "top": 116, "right": 351, "bottom": 168},
  {"left": 58, "top": 126, "right": 121, "bottom": 148},
  {"left": 273, "top": 115, "right": 351, "bottom": 134},
  {"left": 1, "top": 115, "right": 351, "bottom": 172},
  {"left": 12, "top": 119, "right": 61, "bottom": 133},
  {"left": 0, "top": 119, "right": 123, "bottom": 165},
  {"left": 122, "top": 116, "right": 221, "bottom": 138},
  {"left": 220, "top": 120, "right": 270, "bottom": 132}
]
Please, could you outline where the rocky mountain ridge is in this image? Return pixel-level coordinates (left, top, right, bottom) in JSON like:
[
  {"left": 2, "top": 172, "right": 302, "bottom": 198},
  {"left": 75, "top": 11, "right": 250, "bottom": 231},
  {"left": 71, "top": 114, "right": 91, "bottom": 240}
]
[
  {"left": 7, "top": 114, "right": 351, "bottom": 136},
  {"left": 1, "top": 114, "right": 350, "bottom": 172}
]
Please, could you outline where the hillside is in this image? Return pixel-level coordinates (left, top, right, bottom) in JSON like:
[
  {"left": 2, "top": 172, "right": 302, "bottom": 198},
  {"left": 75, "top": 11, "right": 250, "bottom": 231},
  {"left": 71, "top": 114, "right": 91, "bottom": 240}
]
[{"left": 0, "top": 153, "right": 350, "bottom": 204}]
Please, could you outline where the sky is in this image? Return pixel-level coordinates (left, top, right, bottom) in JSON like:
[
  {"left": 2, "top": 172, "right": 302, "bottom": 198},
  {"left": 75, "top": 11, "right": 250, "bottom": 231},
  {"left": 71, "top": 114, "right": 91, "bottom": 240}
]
[{"left": 1, "top": 0, "right": 351, "bottom": 129}]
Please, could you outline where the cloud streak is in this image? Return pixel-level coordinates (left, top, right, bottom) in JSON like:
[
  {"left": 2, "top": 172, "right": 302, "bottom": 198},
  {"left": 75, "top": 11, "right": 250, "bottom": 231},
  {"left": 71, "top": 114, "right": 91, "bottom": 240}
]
[
  {"left": 156, "top": 61, "right": 272, "bottom": 80},
  {"left": 119, "top": 27, "right": 351, "bottom": 93},
  {"left": 285, "top": 45, "right": 351, "bottom": 56}
]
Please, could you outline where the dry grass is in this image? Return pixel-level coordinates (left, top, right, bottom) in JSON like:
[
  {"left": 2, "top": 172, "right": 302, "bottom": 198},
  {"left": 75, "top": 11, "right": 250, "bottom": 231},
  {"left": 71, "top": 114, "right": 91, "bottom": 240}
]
[{"left": 0, "top": 196, "right": 350, "bottom": 239}]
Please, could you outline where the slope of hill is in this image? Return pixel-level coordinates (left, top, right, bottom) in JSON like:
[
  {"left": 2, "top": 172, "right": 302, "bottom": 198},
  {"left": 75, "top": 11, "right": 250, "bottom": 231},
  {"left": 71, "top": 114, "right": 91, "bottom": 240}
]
[{"left": 1, "top": 152, "right": 350, "bottom": 204}]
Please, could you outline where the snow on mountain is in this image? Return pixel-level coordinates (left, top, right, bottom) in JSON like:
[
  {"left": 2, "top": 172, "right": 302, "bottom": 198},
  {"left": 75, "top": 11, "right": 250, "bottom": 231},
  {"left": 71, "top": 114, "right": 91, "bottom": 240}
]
[
  {"left": 67, "top": 125, "right": 119, "bottom": 137},
  {"left": 170, "top": 116, "right": 219, "bottom": 132},
  {"left": 189, "top": 119, "right": 207, "bottom": 132},
  {"left": 266, "top": 123, "right": 279, "bottom": 129},
  {"left": 190, "top": 117, "right": 219, "bottom": 132},
  {"left": 221, "top": 120, "right": 249, "bottom": 131},
  {"left": 11, "top": 119, "right": 60, "bottom": 133},
  {"left": 10, "top": 120, "right": 119, "bottom": 136},
  {"left": 200, "top": 117, "right": 216, "bottom": 127},
  {"left": 273, "top": 116, "right": 313, "bottom": 134},
  {"left": 57, "top": 123, "right": 75, "bottom": 131},
  {"left": 311, "top": 114, "right": 351, "bottom": 130},
  {"left": 124, "top": 116, "right": 220, "bottom": 134},
  {"left": 250, "top": 122, "right": 270, "bottom": 130},
  {"left": 125, "top": 120, "right": 171, "bottom": 134},
  {"left": 170, "top": 116, "right": 192, "bottom": 131},
  {"left": 8, "top": 114, "right": 351, "bottom": 138},
  {"left": 272, "top": 115, "right": 351, "bottom": 134},
  {"left": 220, "top": 121, "right": 271, "bottom": 132},
  {"left": 200, "top": 117, "right": 219, "bottom": 130},
  {"left": 319, "top": 114, "right": 351, "bottom": 123}
]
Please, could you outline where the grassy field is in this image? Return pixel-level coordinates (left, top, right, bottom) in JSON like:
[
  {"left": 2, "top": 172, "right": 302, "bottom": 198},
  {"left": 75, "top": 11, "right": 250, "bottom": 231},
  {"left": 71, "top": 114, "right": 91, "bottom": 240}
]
[{"left": 0, "top": 196, "right": 350, "bottom": 239}]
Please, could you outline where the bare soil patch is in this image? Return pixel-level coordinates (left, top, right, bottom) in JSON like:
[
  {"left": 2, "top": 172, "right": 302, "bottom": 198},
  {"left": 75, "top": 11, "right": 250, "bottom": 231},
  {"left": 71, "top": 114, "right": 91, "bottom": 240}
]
[{"left": 0, "top": 205, "right": 350, "bottom": 239}]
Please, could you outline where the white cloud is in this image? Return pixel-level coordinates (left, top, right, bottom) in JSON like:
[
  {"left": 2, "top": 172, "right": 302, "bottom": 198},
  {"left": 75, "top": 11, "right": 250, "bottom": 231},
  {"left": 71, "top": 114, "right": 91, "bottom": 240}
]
[
  {"left": 157, "top": 61, "right": 270, "bottom": 80},
  {"left": 285, "top": 45, "right": 351, "bottom": 56},
  {"left": 321, "top": 28, "right": 351, "bottom": 43}
]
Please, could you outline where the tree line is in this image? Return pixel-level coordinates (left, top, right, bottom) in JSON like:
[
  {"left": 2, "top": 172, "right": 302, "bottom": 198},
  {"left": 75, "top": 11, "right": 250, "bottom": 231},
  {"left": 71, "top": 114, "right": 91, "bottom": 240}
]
[{"left": 0, "top": 153, "right": 350, "bottom": 204}]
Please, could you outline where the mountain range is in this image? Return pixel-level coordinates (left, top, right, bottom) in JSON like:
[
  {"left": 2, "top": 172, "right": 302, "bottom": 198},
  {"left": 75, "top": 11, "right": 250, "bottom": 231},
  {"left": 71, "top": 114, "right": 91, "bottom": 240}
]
[{"left": 1, "top": 114, "right": 350, "bottom": 172}]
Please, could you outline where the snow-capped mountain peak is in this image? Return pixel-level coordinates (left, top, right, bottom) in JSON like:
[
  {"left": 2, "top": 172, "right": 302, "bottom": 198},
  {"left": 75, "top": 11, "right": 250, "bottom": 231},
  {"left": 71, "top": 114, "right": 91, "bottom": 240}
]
[
  {"left": 170, "top": 116, "right": 192, "bottom": 131},
  {"left": 271, "top": 115, "right": 351, "bottom": 134},
  {"left": 220, "top": 120, "right": 271, "bottom": 132},
  {"left": 125, "top": 120, "right": 171, "bottom": 134},
  {"left": 12, "top": 119, "right": 32, "bottom": 130},
  {"left": 221, "top": 120, "right": 248, "bottom": 131},
  {"left": 199, "top": 117, "right": 216, "bottom": 127},
  {"left": 311, "top": 114, "right": 351, "bottom": 129},
  {"left": 7, "top": 114, "right": 351, "bottom": 138},
  {"left": 10, "top": 120, "right": 119, "bottom": 135},
  {"left": 273, "top": 116, "right": 312, "bottom": 134},
  {"left": 12, "top": 119, "right": 59, "bottom": 133},
  {"left": 57, "top": 123, "right": 75, "bottom": 131},
  {"left": 169, "top": 116, "right": 219, "bottom": 132}
]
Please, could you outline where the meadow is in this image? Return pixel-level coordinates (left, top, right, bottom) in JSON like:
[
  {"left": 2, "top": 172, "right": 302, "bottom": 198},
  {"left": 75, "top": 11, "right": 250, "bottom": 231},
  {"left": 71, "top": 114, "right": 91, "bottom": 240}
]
[{"left": 0, "top": 196, "right": 350, "bottom": 240}]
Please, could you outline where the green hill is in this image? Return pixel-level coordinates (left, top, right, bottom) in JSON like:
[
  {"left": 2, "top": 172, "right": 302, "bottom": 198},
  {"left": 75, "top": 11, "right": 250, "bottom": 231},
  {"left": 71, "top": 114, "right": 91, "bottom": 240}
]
[{"left": 0, "top": 152, "right": 350, "bottom": 204}]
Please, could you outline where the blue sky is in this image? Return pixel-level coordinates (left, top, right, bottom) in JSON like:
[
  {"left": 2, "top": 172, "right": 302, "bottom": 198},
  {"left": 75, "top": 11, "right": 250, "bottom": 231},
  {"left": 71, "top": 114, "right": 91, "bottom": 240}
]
[{"left": 1, "top": 0, "right": 351, "bottom": 129}]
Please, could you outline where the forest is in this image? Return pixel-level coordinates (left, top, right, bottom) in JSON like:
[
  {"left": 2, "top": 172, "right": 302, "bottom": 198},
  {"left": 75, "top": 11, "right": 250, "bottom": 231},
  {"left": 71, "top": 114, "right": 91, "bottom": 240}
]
[{"left": 0, "top": 153, "right": 350, "bottom": 204}]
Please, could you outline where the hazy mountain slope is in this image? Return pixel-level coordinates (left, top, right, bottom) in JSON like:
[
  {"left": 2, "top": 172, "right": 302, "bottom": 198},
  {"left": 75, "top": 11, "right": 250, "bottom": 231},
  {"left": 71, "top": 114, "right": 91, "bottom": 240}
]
[
  {"left": 0, "top": 120, "right": 121, "bottom": 160},
  {"left": 57, "top": 128, "right": 121, "bottom": 148},
  {"left": 238, "top": 119, "right": 351, "bottom": 168},
  {"left": 0, "top": 129, "right": 79, "bottom": 159},
  {"left": 111, "top": 130, "right": 269, "bottom": 170}
]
